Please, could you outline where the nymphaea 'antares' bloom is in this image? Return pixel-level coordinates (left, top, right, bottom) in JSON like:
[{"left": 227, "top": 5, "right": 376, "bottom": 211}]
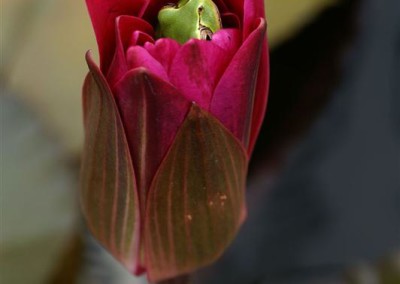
[{"left": 81, "top": 0, "right": 269, "bottom": 281}]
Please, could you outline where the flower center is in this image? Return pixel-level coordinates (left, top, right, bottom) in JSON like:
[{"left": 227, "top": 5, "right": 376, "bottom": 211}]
[{"left": 157, "top": 0, "right": 222, "bottom": 44}]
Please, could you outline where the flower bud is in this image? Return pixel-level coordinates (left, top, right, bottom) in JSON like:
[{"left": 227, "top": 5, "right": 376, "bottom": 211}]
[{"left": 82, "top": 0, "right": 269, "bottom": 281}]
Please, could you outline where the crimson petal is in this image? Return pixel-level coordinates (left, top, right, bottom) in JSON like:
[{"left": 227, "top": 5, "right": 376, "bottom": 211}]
[
  {"left": 85, "top": 0, "right": 149, "bottom": 73},
  {"left": 107, "top": 15, "right": 154, "bottom": 88},
  {"left": 126, "top": 46, "right": 169, "bottom": 81}
]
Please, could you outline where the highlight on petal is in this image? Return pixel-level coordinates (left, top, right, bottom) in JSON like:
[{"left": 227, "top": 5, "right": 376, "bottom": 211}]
[
  {"left": 248, "top": 41, "right": 269, "bottom": 154},
  {"left": 126, "top": 46, "right": 169, "bottom": 81},
  {"left": 144, "top": 104, "right": 248, "bottom": 282},
  {"left": 211, "top": 28, "right": 242, "bottom": 56},
  {"left": 81, "top": 52, "right": 141, "bottom": 274},
  {"left": 210, "top": 18, "right": 266, "bottom": 148}
]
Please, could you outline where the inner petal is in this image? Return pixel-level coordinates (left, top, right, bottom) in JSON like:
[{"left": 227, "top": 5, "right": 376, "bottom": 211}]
[
  {"left": 126, "top": 46, "right": 169, "bottom": 81},
  {"left": 144, "top": 39, "right": 181, "bottom": 75},
  {"left": 168, "top": 38, "right": 231, "bottom": 109},
  {"left": 106, "top": 15, "right": 154, "bottom": 88}
]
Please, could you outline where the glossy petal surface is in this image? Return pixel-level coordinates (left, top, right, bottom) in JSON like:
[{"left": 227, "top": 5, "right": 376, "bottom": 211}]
[
  {"left": 144, "top": 105, "right": 248, "bottom": 281},
  {"left": 81, "top": 52, "right": 141, "bottom": 273}
]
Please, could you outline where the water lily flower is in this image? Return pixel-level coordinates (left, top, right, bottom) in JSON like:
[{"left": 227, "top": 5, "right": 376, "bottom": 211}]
[{"left": 80, "top": 0, "right": 269, "bottom": 281}]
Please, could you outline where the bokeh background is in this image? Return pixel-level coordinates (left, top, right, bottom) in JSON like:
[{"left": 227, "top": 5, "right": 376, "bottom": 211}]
[{"left": 1, "top": 0, "right": 399, "bottom": 283}]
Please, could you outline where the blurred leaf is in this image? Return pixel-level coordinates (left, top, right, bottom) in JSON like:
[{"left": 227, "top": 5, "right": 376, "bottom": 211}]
[
  {"left": 265, "top": 0, "right": 338, "bottom": 48},
  {"left": 378, "top": 254, "right": 400, "bottom": 284},
  {"left": 2, "top": 0, "right": 49, "bottom": 79},
  {"left": 345, "top": 253, "right": 400, "bottom": 284},
  {"left": 1, "top": 94, "right": 77, "bottom": 284},
  {"left": 7, "top": 0, "right": 96, "bottom": 155}
]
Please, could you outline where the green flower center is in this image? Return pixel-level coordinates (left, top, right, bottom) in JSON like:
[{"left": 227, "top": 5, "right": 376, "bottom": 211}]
[{"left": 157, "top": 0, "right": 222, "bottom": 44}]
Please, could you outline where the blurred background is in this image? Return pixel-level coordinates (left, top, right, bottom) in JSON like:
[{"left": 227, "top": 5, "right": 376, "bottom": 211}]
[{"left": 1, "top": 0, "right": 399, "bottom": 283}]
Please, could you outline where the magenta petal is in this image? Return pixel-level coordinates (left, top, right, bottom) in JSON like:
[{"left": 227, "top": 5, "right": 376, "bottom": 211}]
[
  {"left": 85, "top": 0, "right": 149, "bottom": 73},
  {"left": 169, "top": 40, "right": 231, "bottom": 110},
  {"left": 212, "top": 28, "right": 242, "bottom": 56},
  {"left": 126, "top": 46, "right": 169, "bottom": 81},
  {"left": 114, "top": 68, "right": 191, "bottom": 213},
  {"left": 130, "top": 30, "right": 154, "bottom": 47},
  {"left": 243, "top": 0, "right": 265, "bottom": 38},
  {"left": 144, "top": 39, "right": 180, "bottom": 75},
  {"left": 107, "top": 16, "right": 154, "bottom": 88},
  {"left": 210, "top": 19, "right": 266, "bottom": 148}
]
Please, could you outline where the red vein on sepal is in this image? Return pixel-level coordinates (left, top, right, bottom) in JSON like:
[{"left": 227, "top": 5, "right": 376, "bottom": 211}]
[
  {"left": 167, "top": 147, "right": 178, "bottom": 268},
  {"left": 182, "top": 135, "right": 193, "bottom": 261}
]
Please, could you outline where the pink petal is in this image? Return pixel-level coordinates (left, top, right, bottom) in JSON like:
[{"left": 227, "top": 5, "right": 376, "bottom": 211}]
[
  {"left": 212, "top": 28, "right": 242, "bottom": 55},
  {"left": 126, "top": 46, "right": 169, "bottom": 81},
  {"left": 210, "top": 18, "right": 266, "bottom": 148},
  {"left": 113, "top": 68, "right": 191, "bottom": 214},
  {"left": 169, "top": 40, "right": 232, "bottom": 110},
  {"left": 85, "top": 0, "right": 149, "bottom": 73},
  {"left": 144, "top": 39, "right": 181, "bottom": 75},
  {"left": 106, "top": 15, "right": 154, "bottom": 88},
  {"left": 243, "top": 0, "right": 265, "bottom": 38},
  {"left": 130, "top": 30, "right": 154, "bottom": 47}
]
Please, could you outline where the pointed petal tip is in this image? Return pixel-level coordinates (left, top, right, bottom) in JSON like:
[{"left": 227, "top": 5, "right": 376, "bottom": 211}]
[
  {"left": 81, "top": 61, "right": 142, "bottom": 276},
  {"left": 85, "top": 50, "right": 101, "bottom": 73}
]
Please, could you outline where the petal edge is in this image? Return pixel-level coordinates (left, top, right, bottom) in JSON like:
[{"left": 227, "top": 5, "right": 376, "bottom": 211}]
[{"left": 81, "top": 52, "right": 142, "bottom": 274}]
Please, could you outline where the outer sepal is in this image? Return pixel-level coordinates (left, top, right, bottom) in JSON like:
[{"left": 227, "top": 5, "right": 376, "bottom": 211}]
[
  {"left": 144, "top": 104, "right": 249, "bottom": 282},
  {"left": 81, "top": 52, "right": 141, "bottom": 274}
]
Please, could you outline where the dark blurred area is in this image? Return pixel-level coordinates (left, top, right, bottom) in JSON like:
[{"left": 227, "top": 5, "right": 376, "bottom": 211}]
[
  {"left": 251, "top": 0, "right": 360, "bottom": 175},
  {"left": 194, "top": 0, "right": 400, "bottom": 283},
  {"left": 2, "top": 0, "right": 399, "bottom": 283}
]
